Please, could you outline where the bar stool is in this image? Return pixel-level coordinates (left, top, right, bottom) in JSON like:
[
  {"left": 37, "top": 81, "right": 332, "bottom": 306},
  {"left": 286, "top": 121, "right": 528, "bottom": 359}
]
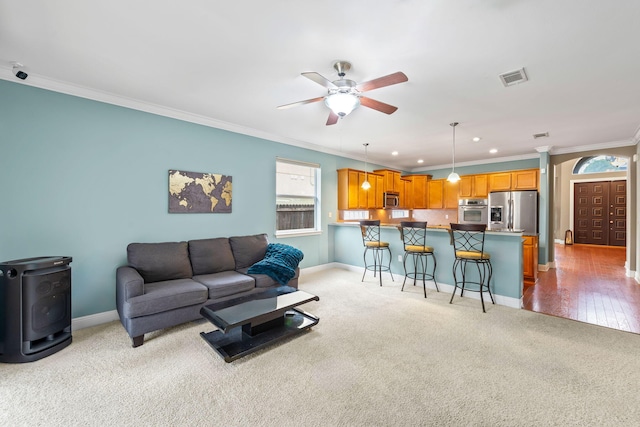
[
  {"left": 398, "top": 221, "right": 439, "bottom": 298},
  {"left": 449, "top": 223, "right": 494, "bottom": 312},
  {"left": 359, "top": 220, "right": 394, "bottom": 286}
]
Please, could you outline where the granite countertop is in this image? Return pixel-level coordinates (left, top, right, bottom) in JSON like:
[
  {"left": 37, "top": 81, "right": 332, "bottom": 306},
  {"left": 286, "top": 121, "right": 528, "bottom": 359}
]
[{"left": 331, "top": 222, "right": 531, "bottom": 235}]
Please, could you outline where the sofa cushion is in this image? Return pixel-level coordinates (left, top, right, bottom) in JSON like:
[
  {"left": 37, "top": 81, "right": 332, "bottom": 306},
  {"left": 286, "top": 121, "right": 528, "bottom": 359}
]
[
  {"left": 193, "top": 271, "right": 255, "bottom": 299},
  {"left": 123, "top": 278, "right": 207, "bottom": 318},
  {"left": 238, "top": 267, "right": 300, "bottom": 288},
  {"left": 127, "top": 242, "right": 193, "bottom": 283},
  {"left": 229, "top": 233, "right": 269, "bottom": 270},
  {"left": 188, "top": 237, "right": 235, "bottom": 275}
]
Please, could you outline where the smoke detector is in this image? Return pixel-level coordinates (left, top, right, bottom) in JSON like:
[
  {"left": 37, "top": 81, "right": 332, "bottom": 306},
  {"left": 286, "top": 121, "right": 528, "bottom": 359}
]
[{"left": 499, "top": 68, "right": 528, "bottom": 87}]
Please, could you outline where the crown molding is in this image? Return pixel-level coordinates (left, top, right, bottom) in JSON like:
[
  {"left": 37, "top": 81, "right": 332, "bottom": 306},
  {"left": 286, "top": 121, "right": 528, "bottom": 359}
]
[
  {"left": 0, "top": 68, "right": 357, "bottom": 162},
  {"left": 548, "top": 139, "right": 636, "bottom": 155}
]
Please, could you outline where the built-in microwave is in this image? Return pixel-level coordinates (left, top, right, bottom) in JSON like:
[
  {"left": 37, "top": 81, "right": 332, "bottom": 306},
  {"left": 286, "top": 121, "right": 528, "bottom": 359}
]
[
  {"left": 458, "top": 199, "right": 488, "bottom": 225},
  {"left": 383, "top": 192, "right": 400, "bottom": 209}
]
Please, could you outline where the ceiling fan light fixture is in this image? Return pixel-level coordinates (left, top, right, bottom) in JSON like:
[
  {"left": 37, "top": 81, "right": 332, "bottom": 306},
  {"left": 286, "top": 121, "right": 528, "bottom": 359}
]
[{"left": 325, "top": 93, "right": 360, "bottom": 117}]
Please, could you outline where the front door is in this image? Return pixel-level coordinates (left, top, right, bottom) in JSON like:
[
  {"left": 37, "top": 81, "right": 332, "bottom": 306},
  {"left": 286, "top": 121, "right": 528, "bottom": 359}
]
[
  {"left": 609, "top": 180, "right": 627, "bottom": 246},
  {"left": 574, "top": 180, "right": 626, "bottom": 246}
]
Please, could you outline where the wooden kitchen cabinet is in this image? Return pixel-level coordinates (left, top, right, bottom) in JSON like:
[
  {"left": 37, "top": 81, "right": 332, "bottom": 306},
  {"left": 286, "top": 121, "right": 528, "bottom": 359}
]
[
  {"left": 523, "top": 235, "right": 538, "bottom": 285},
  {"left": 488, "top": 173, "right": 512, "bottom": 191},
  {"left": 512, "top": 169, "right": 538, "bottom": 190},
  {"left": 427, "top": 179, "right": 443, "bottom": 209},
  {"left": 337, "top": 168, "right": 383, "bottom": 210},
  {"left": 400, "top": 178, "right": 412, "bottom": 208},
  {"left": 372, "top": 174, "right": 384, "bottom": 208},
  {"left": 428, "top": 179, "right": 459, "bottom": 209},
  {"left": 373, "top": 169, "right": 402, "bottom": 192},
  {"left": 443, "top": 180, "right": 459, "bottom": 209},
  {"left": 488, "top": 169, "right": 539, "bottom": 192},
  {"left": 403, "top": 174, "right": 431, "bottom": 209},
  {"left": 459, "top": 174, "right": 488, "bottom": 198}
]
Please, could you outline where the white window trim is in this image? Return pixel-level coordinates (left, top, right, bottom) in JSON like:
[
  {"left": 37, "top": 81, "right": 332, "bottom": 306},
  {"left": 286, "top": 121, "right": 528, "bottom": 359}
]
[{"left": 275, "top": 157, "right": 322, "bottom": 237}]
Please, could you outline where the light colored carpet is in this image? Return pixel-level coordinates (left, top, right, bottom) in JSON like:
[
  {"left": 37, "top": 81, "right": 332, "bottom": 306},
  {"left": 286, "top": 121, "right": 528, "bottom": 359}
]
[{"left": 2, "top": 268, "right": 639, "bottom": 426}]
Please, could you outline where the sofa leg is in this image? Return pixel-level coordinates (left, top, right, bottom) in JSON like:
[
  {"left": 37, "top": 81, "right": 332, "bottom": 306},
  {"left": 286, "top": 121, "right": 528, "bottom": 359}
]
[{"left": 132, "top": 335, "right": 144, "bottom": 348}]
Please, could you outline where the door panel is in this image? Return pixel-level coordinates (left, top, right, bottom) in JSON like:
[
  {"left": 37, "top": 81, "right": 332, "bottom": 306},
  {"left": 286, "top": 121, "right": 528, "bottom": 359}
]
[
  {"left": 574, "top": 180, "right": 626, "bottom": 246},
  {"left": 609, "top": 181, "right": 626, "bottom": 246}
]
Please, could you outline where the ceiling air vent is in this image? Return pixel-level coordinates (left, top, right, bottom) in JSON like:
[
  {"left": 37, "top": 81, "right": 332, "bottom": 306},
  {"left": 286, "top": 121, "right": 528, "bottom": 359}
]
[
  {"left": 499, "top": 68, "right": 528, "bottom": 87},
  {"left": 533, "top": 132, "right": 549, "bottom": 139}
]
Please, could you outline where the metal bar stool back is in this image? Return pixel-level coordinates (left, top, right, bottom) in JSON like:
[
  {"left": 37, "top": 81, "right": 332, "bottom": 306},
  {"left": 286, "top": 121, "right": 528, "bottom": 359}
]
[
  {"left": 398, "top": 221, "right": 439, "bottom": 297},
  {"left": 359, "top": 220, "right": 394, "bottom": 286},
  {"left": 449, "top": 223, "right": 495, "bottom": 312}
]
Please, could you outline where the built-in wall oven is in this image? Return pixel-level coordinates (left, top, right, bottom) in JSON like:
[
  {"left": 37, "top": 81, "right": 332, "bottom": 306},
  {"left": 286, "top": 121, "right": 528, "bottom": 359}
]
[{"left": 458, "top": 199, "right": 488, "bottom": 225}]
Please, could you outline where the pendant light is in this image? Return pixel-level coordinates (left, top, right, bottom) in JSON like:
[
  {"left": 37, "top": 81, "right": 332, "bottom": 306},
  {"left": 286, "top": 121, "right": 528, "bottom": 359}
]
[
  {"left": 362, "top": 143, "right": 371, "bottom": 190},
  {"left": 447, "top": 122, "right": 461, "bottom": 183}
]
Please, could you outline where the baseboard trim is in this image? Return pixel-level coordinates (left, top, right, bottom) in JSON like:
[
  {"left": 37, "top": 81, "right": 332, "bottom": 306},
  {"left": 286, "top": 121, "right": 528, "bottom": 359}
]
[{"left": 72, "top": 310, "right": 119, "bottom": 331}]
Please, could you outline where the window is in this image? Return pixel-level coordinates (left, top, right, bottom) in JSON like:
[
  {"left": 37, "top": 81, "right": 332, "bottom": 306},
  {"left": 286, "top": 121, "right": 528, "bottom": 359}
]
[
  {"left": 573, "top": 155, "right": 628, "bottom": 174},
  {"left": 391, "top": 209, "right": 410, "bottom": 219},
  {"left": 342, "top": 210, "right": 369, "bottom": 221},
  {"left": 276, "top": 158, "right": 321, "bottom": 236}
]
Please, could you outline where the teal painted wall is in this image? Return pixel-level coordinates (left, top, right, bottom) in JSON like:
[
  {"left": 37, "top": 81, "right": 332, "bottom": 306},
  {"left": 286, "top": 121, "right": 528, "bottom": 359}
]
[
  {"left": 0, "top": 80, "right": 362, "bottom": 318},
  {"left": 0, "top": 79, "right": 538, "bottom": 318}
]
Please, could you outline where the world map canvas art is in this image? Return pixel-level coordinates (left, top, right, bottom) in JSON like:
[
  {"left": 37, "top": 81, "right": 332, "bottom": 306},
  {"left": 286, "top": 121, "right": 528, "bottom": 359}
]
[{"left": 168, "top": 170, "right": 232, "bottom": 213}]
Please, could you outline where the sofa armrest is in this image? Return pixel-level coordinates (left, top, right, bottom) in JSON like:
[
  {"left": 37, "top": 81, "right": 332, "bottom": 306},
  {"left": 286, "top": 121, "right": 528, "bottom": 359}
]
[{"left": 116, "top": 266, "right": 144, "bottom": 309}]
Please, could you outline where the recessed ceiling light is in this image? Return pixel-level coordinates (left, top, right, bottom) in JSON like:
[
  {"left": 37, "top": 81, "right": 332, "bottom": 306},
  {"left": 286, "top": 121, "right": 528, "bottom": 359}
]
[
  {"left": 417, "top": 159, "right": 424, "bottom": 164},
  {"left": 472, "top": 137, "right": 481, "bottom": 142},
  {"left": 489, "top": 148, "right": 498, "bottom": 154},
  {"left": 391, "top": 151, "right": 398, "bottom": 156}
]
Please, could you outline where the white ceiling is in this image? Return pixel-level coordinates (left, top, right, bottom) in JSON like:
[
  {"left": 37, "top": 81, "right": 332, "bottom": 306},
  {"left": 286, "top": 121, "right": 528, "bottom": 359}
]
[{"left": 1, "top": 0, "right": 639, "bottom": 171}]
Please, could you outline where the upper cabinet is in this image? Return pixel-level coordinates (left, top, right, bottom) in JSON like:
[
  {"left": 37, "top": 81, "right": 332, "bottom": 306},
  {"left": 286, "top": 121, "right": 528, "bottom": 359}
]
[
  {"left": 403, "top": 174, "right": 431, "bottom": 209},
  {"left": 427, "top": 179, "right": 444, "bottom": 209},
  {"left": 373, "top": 169, "right": 402, "bottom": 192},
  {"left": 459, "top": 174, "right": 488, "bottom": 198},
  {"left": 337, "top": 168, "right": 383, "bottom": 210},
  {"left": 400, "top": 178, "right": 412, "bottom": 208},
  {"left": 488, "top": 169, "right": 538, "bottom": 192},
  {"left": 443, "top": 180, "right": 459, "bottom": 209},
  {"left": 488, "top": 173, "right": 512, "bottom": 191},
  {"left": 427, "top": 179, "right": 457, "bottom": 209},
  {"left": 512, "top": 169, "right": 539, "bottom": 190}
]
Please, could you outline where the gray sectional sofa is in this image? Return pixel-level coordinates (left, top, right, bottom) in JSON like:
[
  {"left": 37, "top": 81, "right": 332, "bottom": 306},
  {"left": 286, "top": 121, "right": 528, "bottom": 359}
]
[{"left": 115, "top": 233, "right": 300, "bottom": 347}]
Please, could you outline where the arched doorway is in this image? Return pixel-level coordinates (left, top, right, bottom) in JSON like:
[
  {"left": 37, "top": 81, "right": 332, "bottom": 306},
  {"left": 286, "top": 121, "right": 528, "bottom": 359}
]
[{"left": 524, "top": 147, "right": 638, "bottom": 333}]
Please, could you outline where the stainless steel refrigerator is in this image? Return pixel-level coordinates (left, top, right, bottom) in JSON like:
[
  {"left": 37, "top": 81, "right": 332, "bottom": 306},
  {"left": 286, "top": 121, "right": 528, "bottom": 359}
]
[{"left": 488, "top": 190, "right": 538, "bottom": 234}]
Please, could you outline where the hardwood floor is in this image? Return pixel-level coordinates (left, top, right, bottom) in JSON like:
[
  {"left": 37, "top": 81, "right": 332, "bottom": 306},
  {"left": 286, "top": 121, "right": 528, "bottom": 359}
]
[{"left": 523, "top": 243, "right": 640, "bottom": 333}]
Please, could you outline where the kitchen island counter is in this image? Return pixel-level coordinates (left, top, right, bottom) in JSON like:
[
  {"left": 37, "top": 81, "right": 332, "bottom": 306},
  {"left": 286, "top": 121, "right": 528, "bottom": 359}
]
[{"left": 329, "top": 222, "right": 524, "bottom": 308}]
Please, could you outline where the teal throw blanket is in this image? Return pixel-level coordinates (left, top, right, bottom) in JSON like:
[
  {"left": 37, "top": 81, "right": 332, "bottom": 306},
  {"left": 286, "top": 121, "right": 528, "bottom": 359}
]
[{"left": 248, "top": 243, "right": 304, "bottom": 285}]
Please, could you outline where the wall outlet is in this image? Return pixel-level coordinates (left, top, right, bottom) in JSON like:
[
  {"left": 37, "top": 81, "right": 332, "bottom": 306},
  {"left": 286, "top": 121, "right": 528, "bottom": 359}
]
[
  {"left": 328, "top": 211, "right": 332, "bottom": 218},
  {"left": 397, "top": 255, "right": 403, "bottom": 263},
  {"left": 445, "top": 214, "right": 449, "bottom": 219}
]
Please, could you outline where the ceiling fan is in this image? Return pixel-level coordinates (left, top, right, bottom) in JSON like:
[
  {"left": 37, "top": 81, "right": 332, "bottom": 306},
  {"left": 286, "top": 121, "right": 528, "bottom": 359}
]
[{"left": 277, "top": 61, "right": 408, "bottom": 125}]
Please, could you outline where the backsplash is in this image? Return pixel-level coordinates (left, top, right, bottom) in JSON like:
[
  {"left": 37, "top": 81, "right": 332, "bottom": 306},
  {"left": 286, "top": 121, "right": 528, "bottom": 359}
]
[{"left": 412, "top": 209, "right": 458, "bottom": 226}]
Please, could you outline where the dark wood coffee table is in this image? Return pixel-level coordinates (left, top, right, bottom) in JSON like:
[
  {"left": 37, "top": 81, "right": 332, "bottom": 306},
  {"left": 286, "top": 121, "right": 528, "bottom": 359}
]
[{"left": 199, "top": 286, "right": 319, "bottom": 362}]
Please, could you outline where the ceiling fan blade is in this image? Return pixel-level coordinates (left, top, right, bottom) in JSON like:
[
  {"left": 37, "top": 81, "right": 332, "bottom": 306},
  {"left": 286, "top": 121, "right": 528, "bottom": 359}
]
[
  {"left": 277, "top": 96, "right": 325, "bottom": 110},
  {"left": 356, "top": 71, "right": 408, "bottom": 92},
  {"left": 360, "top": 97, "right": 398, "bottom": 115},
  {"left": 326, "top": 111, "right": 339, "bottom": 126},
  {"left": 302, "top": 72, "right": 337, "bottom": 89}
]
